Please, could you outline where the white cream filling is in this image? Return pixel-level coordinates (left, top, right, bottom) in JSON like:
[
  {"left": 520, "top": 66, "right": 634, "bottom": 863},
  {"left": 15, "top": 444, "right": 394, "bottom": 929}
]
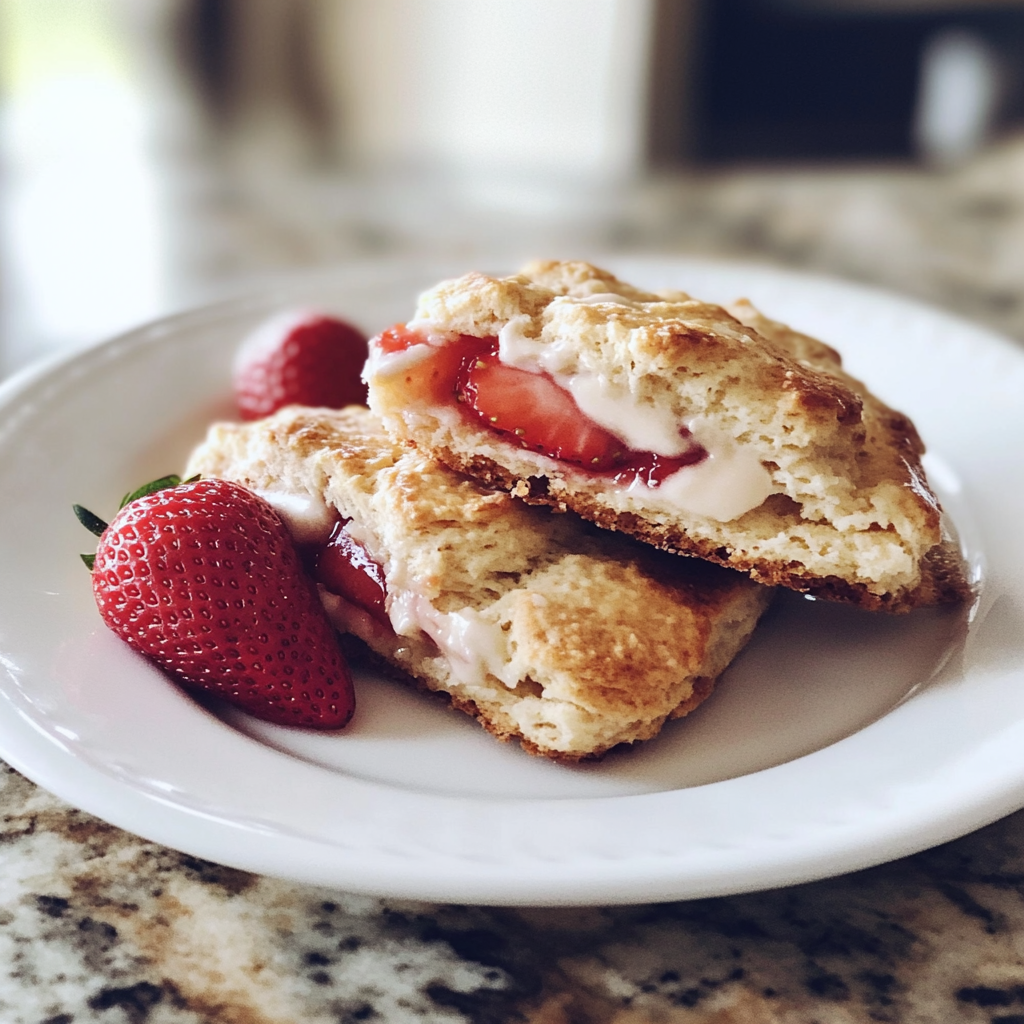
[
  {"left": 633, "top": 419, "right": 775, "bottom": 522},
  {"left": 566, "top": 374, "right": 691, "bottom": 455},
  {"left": 388, "top": 590, "right": 521, "bottom": 689},
  {"left": 253, "top": 489, "right": 336, "bottom": 544}
]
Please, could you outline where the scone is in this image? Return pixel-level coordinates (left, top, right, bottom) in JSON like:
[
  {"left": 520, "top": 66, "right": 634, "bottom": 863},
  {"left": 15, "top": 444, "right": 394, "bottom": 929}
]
[
  {"left": 185, "top": 406, "right": 774, "bottom": 761},
  {"left": 364, "top": 260, "right": 970, "bottom": 612}
]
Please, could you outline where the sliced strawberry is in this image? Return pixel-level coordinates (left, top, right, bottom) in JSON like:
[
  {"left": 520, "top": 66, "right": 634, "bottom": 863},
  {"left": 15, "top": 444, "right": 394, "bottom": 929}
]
[
  {"left": 235, "top": 312, "right": 369, "bottom": 420},
  {"left": 457, "top": 348, "right": 628, "bottom": 470},
  {"left": 381, "top": 332, "right": 491, "bottom": 406},
  {"left": 314, "top": 520, "right": 390, "bottom": 628}
]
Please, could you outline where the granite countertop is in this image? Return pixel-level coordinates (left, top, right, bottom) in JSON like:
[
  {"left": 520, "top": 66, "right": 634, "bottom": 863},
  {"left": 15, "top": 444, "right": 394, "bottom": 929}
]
[
  {"left": 4, "top": 761, "right": 1024, "bottom": 1023},
  {"left": 4, "top": 131, "right": 1024, "bottom": 1020}
]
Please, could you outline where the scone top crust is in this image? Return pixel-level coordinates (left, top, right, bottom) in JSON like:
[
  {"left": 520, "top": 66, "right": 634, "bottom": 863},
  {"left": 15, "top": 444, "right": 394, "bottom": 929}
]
[
  {"left": 403, "top": 259, "right": 940, "bottom": 533},
  {"left": 368, "top": 260, "right": 969, "bottom": 611},
  {"left": 410, "top": 260, "right": 865, "bottom": 438}
]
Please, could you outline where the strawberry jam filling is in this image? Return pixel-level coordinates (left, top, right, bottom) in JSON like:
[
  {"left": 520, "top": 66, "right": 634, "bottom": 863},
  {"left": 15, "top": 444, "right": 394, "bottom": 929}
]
[
  {"left": 313, "top": 520, "right": 391, "bottom": 630},
  {"left": 378, "top": 326, "right": 707, "bottom": 486}
]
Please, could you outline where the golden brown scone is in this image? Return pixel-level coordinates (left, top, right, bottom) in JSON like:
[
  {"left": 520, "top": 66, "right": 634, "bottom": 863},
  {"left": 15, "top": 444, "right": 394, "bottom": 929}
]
[
  {"left": 365, "top": 260, "right": 970, "bottom": 612},
  {"left": 185, "top": 406, "right": 774, "bottom": 761}
]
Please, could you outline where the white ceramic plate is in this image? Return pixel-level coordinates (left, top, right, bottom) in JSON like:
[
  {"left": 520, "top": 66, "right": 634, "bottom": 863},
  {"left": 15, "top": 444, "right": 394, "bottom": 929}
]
[{"left": 0, "top": 257, "right": 1021, "bottom": 906}]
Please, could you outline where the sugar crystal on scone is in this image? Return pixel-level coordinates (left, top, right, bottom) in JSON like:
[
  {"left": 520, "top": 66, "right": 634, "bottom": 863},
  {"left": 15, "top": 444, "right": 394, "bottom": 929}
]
[
  {"left": 364, "top": 260, "right": 970, "bottom": 613},
  {"left": 185, "top": 406, "right": 773, "bottom": 762}
]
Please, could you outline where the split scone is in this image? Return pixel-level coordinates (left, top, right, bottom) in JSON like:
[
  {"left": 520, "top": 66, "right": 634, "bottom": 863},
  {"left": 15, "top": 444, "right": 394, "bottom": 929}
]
[
  {"left": 185, "top": 406, "right": 774, "bottom": 761},
  {"left": 364, "top": 260, "right": 970, "bottom": 612}
]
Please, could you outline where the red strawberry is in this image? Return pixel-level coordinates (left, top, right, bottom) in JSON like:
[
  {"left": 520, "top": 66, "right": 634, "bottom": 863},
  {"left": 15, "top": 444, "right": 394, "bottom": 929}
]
[
  {"left": 457, "top": 348, "right": 628, "bottom": 469},
  {"left": 81, "top": 478, "right": 355, "bottom": 730},
  {"left": 234, "top": 311, "right": 369, "bottom": 420}
]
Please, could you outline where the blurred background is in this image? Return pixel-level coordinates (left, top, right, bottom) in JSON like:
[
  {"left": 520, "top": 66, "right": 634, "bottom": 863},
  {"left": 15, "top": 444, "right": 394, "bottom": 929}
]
[{"left": 4, "top": 0, "right": 1024, "bottom": 376}]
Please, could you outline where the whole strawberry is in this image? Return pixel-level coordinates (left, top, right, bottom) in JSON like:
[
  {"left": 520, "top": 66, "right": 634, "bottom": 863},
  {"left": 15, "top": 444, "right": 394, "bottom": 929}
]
[
  {"left": 81, "top": 477, "right": 355, "bottom": 730},
  {"left": 234, "top": 311, "right": 369, "bottom": 420}
]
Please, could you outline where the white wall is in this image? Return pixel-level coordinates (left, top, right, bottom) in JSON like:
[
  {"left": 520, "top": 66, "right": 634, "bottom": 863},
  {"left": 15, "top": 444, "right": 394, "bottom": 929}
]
[{"left": 313, "top": 0, "right": 655, "bottom": 181}]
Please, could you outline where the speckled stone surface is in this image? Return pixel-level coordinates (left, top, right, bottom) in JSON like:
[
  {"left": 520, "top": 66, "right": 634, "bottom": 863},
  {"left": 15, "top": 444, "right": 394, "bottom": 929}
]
[{"left": 3, "top": 757, "right": 1024, "bottom": 1023}]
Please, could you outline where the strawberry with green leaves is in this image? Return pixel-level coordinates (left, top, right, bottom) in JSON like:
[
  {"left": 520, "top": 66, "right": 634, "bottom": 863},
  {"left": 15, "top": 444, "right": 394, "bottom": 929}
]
[{"left": 76, "top": 476, "right": 355, "bottom": 730}]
